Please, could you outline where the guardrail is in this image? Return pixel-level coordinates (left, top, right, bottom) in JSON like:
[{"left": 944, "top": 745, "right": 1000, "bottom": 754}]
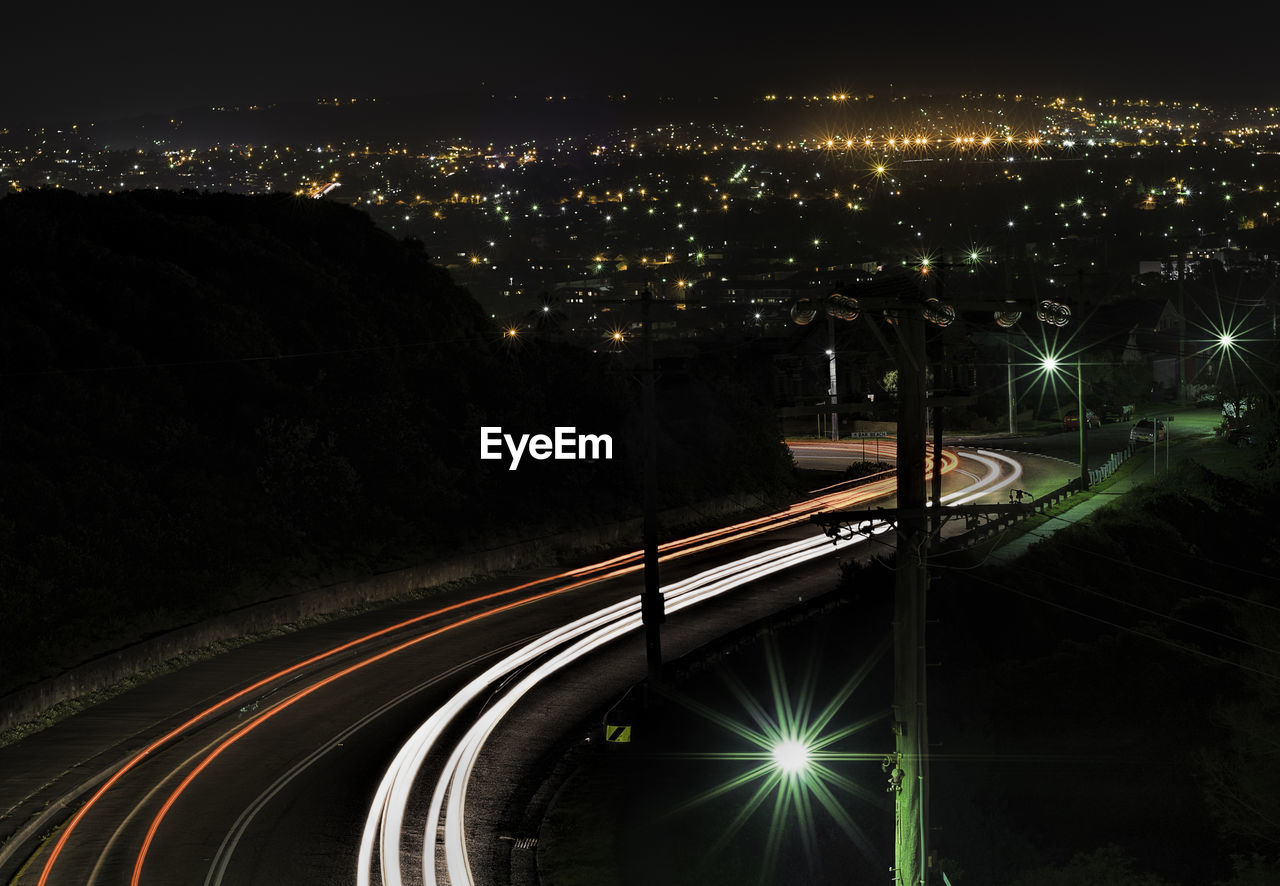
[
  {"left": 1089, "top": 444, "right": 1134, "bottom": 486},
  {"left": 949, "top": 444, "right": 1137, "bottom": 552},
  {"left": 943, "top": 478, "right": 1080, "bottom": 549}
]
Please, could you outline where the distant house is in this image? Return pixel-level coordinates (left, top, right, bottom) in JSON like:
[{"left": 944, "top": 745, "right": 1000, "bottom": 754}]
[{"left": 1090, "top": 299, "right": 1191, "bottom": 396}]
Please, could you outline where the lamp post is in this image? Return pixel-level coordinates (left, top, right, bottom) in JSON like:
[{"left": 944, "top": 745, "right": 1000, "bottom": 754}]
[
  {"left": 1040, "top": 354, "right": 1089, "bottom": 491},
  {"left": 1077, "top": 356, "right": 1089, "bottom": 491},
  {"left": 1006, "top": 334, "right": 1017, "bottom": 435},
  {"left": 827, "top": 312, "right": 839, "bottom": 442},
  {"left": 793, "top": 278, "right": 1074, "bottom": 886}
]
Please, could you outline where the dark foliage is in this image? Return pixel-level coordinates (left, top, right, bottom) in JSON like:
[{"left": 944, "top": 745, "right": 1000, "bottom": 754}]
[
  {"left": 928, "top": 461, "right": 1280, "bottom": 884},
  {"left": 0, "top": 190, "right": 794, "bottom": 690}
]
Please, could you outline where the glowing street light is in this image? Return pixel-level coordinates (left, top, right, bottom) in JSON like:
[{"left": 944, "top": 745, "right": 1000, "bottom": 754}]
[
  {"left": 661, "top": 636, "right": 888, "bottom": 881},
  {"left": 771, "top": 740, "right": 811, "bottom": 774},
  {"left": 1032, "top": 351, "right": 1088, "bottom": 489},
  {"left": 1192, "top": 305, "right": 1269, "bottom": 395}
]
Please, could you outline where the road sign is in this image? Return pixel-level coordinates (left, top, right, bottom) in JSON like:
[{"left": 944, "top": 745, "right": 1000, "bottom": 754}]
[
  {"left": 605, "top": 724, "right": 631, "bottom": 743},
  {"left": 854, "top": 431, "right": 890, "bottom": 437}
]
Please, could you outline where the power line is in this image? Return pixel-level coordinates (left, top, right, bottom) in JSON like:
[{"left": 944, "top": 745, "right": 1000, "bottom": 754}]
[
  {"left": 1028, "top": 511, "right": 1280, "bottom": 604},
  {"left": 956, "top": 569, "right": 1280, "bottom": 683},
  {"left": 993, "top": 556, "right": 1280, "bottom": 659}
]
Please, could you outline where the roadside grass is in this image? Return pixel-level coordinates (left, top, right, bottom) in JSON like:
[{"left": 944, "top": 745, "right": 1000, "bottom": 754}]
[
  {"left": 959, "top": 443, "right": 1142, "bottom": 562},
  {"left": 970, "top": 429, "right": 1251, "bottom": 562},
  {"left": 980, "top": 443, "right": 1278, "bottom": 628},
  {"left": 794, "top": 467, "right": 839, "bottom": 490},
  {"left": 0, "top": 575, "right": 485, "bottom": 749},
  {"left": 1, "top": 487, "right": 797, "bottom": 746}
]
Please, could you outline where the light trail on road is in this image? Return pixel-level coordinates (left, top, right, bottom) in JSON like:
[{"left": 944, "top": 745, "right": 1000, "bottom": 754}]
[
  {"left": 363, "top": 448, "right": 1017, "bottom": 886},
  {"left": 33, "top": 445, "right": 963, "bottom": 886}
]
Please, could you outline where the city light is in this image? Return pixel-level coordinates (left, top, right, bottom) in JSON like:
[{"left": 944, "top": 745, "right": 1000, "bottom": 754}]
[{"left": 15, "top": 46, "right": 1280, "bottom": 886}]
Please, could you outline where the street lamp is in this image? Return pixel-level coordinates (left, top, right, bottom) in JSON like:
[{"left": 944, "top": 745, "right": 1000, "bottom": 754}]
[
  {"left": 789, "top": 277, "right": 1080, "bottom": 886},
  {"left": 1040, "top": 355, "right": 1089, "bottom": 491},
  {"left": 771, "top": 740, "right": 811, "bottom": 775}
]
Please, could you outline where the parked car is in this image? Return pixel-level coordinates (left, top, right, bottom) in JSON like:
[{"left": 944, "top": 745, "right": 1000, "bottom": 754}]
[
  {"left": 1063, "top": 408, "right": 1101, "bottom": 429},
  {"left": 1129, "top": 419, "right": 1167, "bottom": 444},
  {"left": 1099, "top": 403, "right": 1135, "bottom": 423}
]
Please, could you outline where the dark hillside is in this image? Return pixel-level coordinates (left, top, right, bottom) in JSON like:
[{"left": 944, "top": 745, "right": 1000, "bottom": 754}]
[{"left": 0, "top": 190, "right": 793, "bottom": 692}]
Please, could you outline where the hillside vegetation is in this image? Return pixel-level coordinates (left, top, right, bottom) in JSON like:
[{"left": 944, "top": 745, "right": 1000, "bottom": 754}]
[{"left": 0, "top": 189, "right": 794, "bottom": 693}]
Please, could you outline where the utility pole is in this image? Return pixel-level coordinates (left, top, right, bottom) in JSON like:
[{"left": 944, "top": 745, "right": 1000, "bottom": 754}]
[
  {"left": 893, "top": 307, "right": 929, "bottom": 886},
  {"left": 640, "top": 290, "right": 664, "bottom": 700},
  {"left": 1077, "top": 356, "right": 1089, "bottom": 491},
  {"left": 1005, "top": 265, "right": 1018, "bottom": 435},
  {"left": 828, "top": 312, "right": 840, "bottom": 441},
  {"left": 1178, "top": 254, "right": 1187, "bottom": 403},
  {"left": 792, "top": 276, "right": 1073, "bottom": 884},
  {"left": 931, "top": 406, "right": 943, "bottom": 539}
]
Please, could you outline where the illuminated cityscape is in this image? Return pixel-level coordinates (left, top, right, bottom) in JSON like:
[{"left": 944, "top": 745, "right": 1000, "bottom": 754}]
[
  {"left": 5, "top": 92, "right": 1276, "bottom": 338},
  {"left": 3, "top": 4, "right": 1280, "bottom": 885}
]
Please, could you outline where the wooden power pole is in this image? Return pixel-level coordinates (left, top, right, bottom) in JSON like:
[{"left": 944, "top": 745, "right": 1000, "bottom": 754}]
[
  {"left": 796, "top": 275, "right": 1070, "bottom": 883},
  {"left": 892, "top": 307, "right": 929, "bottom": 885}
]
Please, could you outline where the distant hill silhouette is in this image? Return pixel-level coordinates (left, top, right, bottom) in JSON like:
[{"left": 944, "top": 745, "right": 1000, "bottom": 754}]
[{"left": 0, "top": 189, "right": 792, "bottom": 692}]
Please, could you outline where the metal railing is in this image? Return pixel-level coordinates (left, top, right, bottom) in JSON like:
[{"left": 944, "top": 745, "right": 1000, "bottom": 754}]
[
  {"left": 940, "top": 478, "right": 1079, "bottom": 549},
  {"left": 1089, "top": 444, "right": 1134, "bottom": 486}
]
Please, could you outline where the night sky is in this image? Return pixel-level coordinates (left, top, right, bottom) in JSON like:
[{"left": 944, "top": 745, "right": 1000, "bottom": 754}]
[{"left": 7, "top": 1, "right": 1279, "bottom": 125}]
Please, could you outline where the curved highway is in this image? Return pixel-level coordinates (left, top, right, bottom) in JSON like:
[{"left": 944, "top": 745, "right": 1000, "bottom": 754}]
[{"left": 0, "top": 445, "right": 1062, "bottom": 886}]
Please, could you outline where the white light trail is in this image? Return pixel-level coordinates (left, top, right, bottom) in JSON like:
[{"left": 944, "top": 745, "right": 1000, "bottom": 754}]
[{"left": 361, "top": 450, "right": 1009, "bottom": 886}]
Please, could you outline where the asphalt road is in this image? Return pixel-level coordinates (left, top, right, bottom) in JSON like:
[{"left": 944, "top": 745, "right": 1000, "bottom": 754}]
[
  {"left": 949, "top": 405, "right": 1218, "bottom": 471},
  {"left": 0, "top": 446, "right": 1072, "bottom": 886},
  {"left": 0, "top": 505, "right": 883, "bottom": 885}
]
